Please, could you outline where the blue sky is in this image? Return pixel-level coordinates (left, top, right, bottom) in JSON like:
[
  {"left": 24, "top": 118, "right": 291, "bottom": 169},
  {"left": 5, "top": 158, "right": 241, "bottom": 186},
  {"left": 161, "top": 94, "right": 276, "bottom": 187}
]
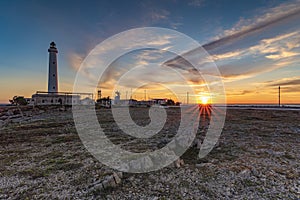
[{"left": 0, "top": 0, "right": 300, "bottom": 103}]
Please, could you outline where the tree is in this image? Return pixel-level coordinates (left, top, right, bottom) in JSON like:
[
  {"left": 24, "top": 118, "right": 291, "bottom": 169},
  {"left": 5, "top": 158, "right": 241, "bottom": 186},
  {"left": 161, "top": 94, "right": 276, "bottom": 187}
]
[
  {"left": 9, "top": 96, "right": 28, "bottom": 106},
  {"left": 9, "top": 96, "right": 27, "bottom": 117}
]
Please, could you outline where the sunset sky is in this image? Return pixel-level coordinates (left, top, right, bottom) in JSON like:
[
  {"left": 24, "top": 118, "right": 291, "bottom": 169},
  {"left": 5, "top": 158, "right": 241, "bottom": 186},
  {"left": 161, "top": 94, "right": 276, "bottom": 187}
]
[{"left": 0, "top": 0, "right": 300, "bottom": 104}]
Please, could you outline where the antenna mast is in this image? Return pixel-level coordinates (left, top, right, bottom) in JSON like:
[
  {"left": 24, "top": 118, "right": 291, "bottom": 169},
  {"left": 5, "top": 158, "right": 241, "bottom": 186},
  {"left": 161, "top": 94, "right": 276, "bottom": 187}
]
[{"left": 278, "top": 86, "right": 281, "bottom": 107}]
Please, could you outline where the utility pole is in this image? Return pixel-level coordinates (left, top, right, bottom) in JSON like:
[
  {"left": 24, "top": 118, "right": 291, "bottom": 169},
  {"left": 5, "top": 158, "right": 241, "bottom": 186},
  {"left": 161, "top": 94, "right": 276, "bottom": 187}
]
[
  {"left": 97, "top": 90, "right": 101, "bottom": 100},
  {"left": 187, "top": 92, "right": 189, "bottom": 105},
  {"left": 278, "top": 86, "right": 281, "bottom": 107}
]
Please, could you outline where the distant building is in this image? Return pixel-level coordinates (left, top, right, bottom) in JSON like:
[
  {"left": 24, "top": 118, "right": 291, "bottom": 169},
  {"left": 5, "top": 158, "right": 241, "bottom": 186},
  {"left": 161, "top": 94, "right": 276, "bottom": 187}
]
[
  {"left": 110, "top": 92, "right": 176, "bottom": 107},
  {"left": 114, "top": 91, "right": 121, "bottom": 104},
  {"left": 151, "top": 98, "right": 168, "bottom": 105},
  {"left": 96, "top": 96, "right": 111, "bottom": 108},
  {"left": 111, "top": 91, "right": 139, "bottom": 106}
]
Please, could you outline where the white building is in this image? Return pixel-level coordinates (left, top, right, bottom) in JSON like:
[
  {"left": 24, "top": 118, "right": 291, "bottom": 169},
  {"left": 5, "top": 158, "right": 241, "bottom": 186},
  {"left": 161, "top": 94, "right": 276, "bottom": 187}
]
[{"left": 32, "top": 92, "right": 81, "bottom": 106}]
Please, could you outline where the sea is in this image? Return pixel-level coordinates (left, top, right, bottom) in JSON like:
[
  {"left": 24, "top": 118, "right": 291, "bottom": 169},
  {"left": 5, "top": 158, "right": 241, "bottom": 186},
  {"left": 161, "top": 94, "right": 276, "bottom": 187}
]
[
  {"left": 224, "top": 104, "right": 300, "bottom": 111},
  {"left": 0, "top": 104, "right": 10, "bottom": 107}
]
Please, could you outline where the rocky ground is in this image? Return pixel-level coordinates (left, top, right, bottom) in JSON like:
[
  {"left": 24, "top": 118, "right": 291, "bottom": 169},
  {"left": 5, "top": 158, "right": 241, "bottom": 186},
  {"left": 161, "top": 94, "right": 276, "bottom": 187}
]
[{"left": 0, "top": 106, "right": 299, "bottom": 199}]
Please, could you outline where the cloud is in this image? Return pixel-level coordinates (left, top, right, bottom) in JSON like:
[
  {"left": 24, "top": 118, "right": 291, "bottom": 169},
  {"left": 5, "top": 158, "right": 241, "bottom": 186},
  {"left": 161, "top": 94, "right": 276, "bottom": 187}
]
[
  {"left": 195, "top": 28, "right": 300, "bottom": 82},
  {"left": 163, "top": 0, "right": 300, "bottom": 82},
  {"left": 71, "top": 29, "right": 179, "bottom": 90},
  {"left": 68, "top": 1, "right": 300, "bottom": 98},
  {"left": 170, "top": 22, "right": 183, "bottom": 30},
  {"left": 250, "top": 31, "right": 300, "bottom": 60},
  {"left": 266, "top": 77, "right": 300, "bottom": 87},
  {"left": 207, "top": 1, "right": 300, "bottom": 49},
  {"left": 281, "top": 86, "right": 300, "bottom": 93},
  {"left": 265, "top": 51, "right": 300, "bottom": 60},
  {"left": 188, "top": 0, "right": 205, "bottom": 7},
  {"left": 217, "top": 55, "right": 300, "bottom": 82},
  {"left": 211, "top": 30, "right": 300, "bottom": 62},
  {"left": 260, "top": 31, "right": 298, "bottom": 45},
  {"left": 212, "top": 50, "right": 246, "bottom": 60},
  {"left": 226, "top": 90, "right": 255, "bottom": 96},
  {"left": 68, "top": 52, "right": 84, "bottom": 72},
  {"left": 259, "top": 76, "right": 300, "bottom": 95},
  {"left": 139, "top": 2, "right": 176, "bottom": 26},
  {"left": 249, "top": 76, "right": 300, "bottom": 95},
  {"left": 133, "top": 49, "right": 175, "bottom": 67},
  {"left": 148, "top": 8, "right": 170, "bottom": 21}
]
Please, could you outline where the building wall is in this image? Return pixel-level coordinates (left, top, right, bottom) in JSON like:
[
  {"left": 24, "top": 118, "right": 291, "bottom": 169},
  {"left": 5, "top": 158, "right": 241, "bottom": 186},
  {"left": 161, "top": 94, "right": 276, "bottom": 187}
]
[{"left": 32, "top": 94, "right": 81, "bottom": 106}]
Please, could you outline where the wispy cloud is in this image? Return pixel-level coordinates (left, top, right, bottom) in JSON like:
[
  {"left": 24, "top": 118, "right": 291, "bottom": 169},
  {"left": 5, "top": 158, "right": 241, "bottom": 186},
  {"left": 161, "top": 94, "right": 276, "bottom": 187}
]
[
  {"left": 68, "top": 52, "right": 84, "bottom": 72},
  {"left": 211, "top": 30, "right": 300, "bottom": 62},
  {"left": 212, "top": 50, "right": 245, "bottom": 61},
  {"left": 148, "top": 8, "right": 170, "bottom": 21},
  {"left": 208, "top": 0, "right": 300, "bottom": 49},
  {"left": 265, "top": 51, "right": 300, "bottom": 60},
  {"left": 170, "top": 22, "right": 183, "bottom": 30},
  {"left": 219, "top": 57, "right": 300, "bottom": 83},
  {"left": 250, "top": 76, "right": 300, "bottom": 95},
  {"left": 69, "top": 0, "right": 300, "bottom": 100},
  {"left": 266, "top": 76, "right": 300, "bottom": 87},
  {"left": 188, "top": 0, "right": 205, "bottom": 7},
  {"left": 160, "top": 2, "right": 300, "bottom": 103},
  {"left": 250, "top": 31, "right": 300, "bottom": 60},
  {"left": 72, "top": 29, "right": 178, "bottom": 88},
  {"left": 226, "top": 89, "right": 255, "bottom": 96}
]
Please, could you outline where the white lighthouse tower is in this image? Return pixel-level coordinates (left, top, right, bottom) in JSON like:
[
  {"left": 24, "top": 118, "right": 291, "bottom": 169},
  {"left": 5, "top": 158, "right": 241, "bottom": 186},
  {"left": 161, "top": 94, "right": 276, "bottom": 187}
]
[{"left": 48, "top": 41, "right": 58, "bottom": 93}]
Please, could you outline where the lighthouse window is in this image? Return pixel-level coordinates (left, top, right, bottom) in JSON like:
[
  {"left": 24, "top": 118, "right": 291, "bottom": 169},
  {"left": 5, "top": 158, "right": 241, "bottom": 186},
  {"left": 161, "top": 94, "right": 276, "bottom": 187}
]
[
  {"left": 53, "top": 62, "right": 56, "bottom": 64},
  {"left": 53, "top": 86, "right": 55, "bottom": 89},
  {"left": 53, "top": 74, "right": 55, "bottom": 77}
]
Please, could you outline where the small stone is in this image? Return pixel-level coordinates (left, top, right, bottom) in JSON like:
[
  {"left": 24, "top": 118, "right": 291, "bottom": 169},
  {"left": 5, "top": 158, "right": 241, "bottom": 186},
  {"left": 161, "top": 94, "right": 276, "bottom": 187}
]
[
  {"left": 6, "top": 110, "right": 13, "bottom": 116},
  {"left": 93, "top": 182, "right": 104, "bottom": 191},
  {"left": 0, "top": 116, "right": 8, "bottom": 120},
  {"left": 129, "top": 156, "right": 153, "bottom": 171},
  {"left": 116, "top": 172, "right": 123, "bottom": 179},
  {"left": 102, "top": 179, "right": 110, "bottom": 189},
  {"left": 238, "top": 169, "right": 251, "bottom": 179},
  {"left": 113, "top": 172, "right": 122, "bottom": 184},
  {"left": 179, "top": 159, "right": 184, "bottom": 166},
  {"left": 195, "top": 163, "right": 214, "bottom": 168},
  {"left": 174, "top": 158, "right": 184, "bottom": 168}
]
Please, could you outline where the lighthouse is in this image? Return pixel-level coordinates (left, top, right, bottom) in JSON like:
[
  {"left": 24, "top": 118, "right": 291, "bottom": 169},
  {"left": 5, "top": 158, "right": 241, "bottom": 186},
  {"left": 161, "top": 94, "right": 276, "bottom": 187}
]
[
  {"left": 48, "top": 41, "right": 58, "bottom": 93},
  {"left": 26, "top": 42, "right": 92, "bottom": 106}
]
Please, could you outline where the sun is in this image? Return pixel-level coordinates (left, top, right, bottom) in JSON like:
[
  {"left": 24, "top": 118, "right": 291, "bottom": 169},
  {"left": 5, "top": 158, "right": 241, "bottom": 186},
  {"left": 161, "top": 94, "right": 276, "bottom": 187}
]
[{"left": 199, "top": 96, "right": 209, "bottom": 105}]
